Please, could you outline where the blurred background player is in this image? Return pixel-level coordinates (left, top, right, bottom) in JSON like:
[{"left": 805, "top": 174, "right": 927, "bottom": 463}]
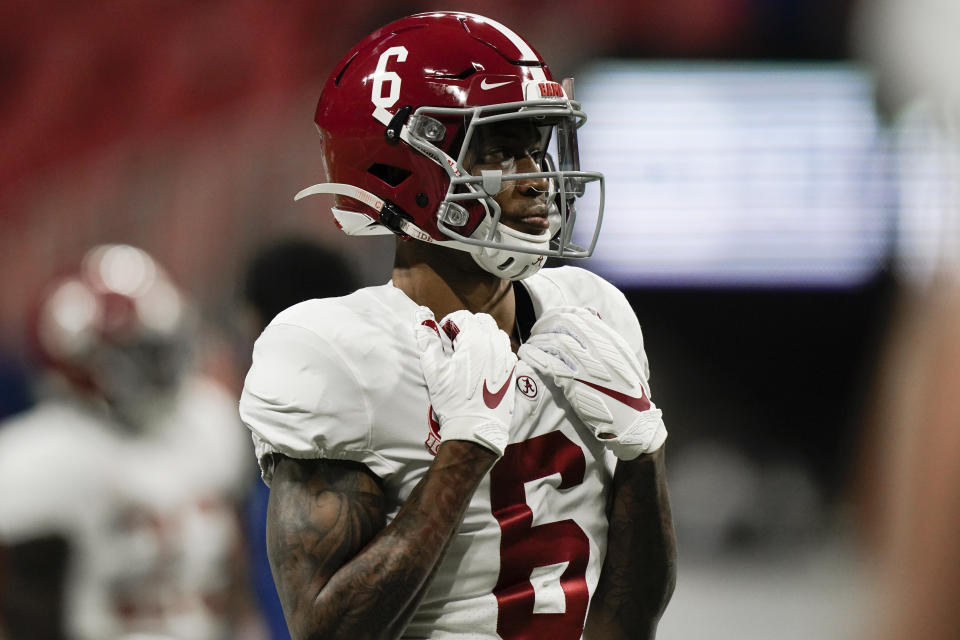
[
  {"left": 239, "top": 236, "right": 360, "bottom": 640},
  {"left": 852, "top": 1, "right": 960, "bottom": 638},
  {"left": 241, "top": 237, "right": 361, "bottom": 333},
  {"left": 0, "top": 244, "right": 261, "bottom": 640}
]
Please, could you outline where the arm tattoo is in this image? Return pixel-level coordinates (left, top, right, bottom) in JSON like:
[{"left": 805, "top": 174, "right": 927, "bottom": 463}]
[
  {"left": 267, "top": 457, "right": 385, "bottom": 637},
  {"left": 267, "top": 443, "right": 494, "bottom": 640}
]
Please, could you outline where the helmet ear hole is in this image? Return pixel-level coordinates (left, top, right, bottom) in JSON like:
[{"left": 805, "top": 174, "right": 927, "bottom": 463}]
[
  {"left": 367, "top": 163, "right": 412, "bottom": 187},
  {"left": 445, "top": 126, "right": 467, "bottom": 159}
]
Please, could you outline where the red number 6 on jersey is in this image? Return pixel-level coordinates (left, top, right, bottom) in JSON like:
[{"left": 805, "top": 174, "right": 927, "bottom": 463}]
[{"left": 490, "top": 430, "right": 590, "bottom": 639}]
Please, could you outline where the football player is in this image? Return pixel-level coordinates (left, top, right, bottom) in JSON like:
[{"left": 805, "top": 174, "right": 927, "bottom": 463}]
[
  {"left": 0, "top": 244, "right": 258, "bottom": 639},
  {"left": 240, "top": 12, "right": 676, "bottom": 639}
]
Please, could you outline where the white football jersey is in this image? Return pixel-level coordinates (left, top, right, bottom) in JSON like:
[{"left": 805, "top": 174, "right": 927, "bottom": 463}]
[
  {"left": 0, "top": 376, "right": 253, "bottom": 640},
  {"left": 240, "top": 266, "right": 652, "bottom": 639}
]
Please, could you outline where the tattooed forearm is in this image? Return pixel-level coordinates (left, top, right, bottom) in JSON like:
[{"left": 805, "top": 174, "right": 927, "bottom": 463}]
[
  {"left": 267, "top": 458, "right": 385, "bottom": 620},
  {"left": 585, "top": 447, "right": 677, "bottom": 640},
  {"left": 267, "top": 443, "right": 496, "bottom": 640}
]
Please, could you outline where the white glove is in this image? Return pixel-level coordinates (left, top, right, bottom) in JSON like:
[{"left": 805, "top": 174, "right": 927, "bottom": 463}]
[
  {"left": 518, "top": 306, "right": 667, "bottom": 460},
  {"left": 415, "top": 307, "right": 517, "bottom": 457}
]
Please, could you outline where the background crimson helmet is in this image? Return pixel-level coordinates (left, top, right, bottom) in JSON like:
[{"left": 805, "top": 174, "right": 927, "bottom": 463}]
[
  {"left": 33, "top": 244, "right": 194, "bottom": 425},
  {"left": 296, "top": 11, "right": 605, "bottom": 280}
]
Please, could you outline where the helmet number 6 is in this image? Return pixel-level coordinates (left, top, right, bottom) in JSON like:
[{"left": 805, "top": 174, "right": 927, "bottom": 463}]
[{"left": 371, "top": 46, "right": 408, "bottom": 125}]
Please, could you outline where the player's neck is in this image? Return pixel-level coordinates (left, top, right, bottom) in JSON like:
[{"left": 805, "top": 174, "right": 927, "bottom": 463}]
[{"left": 392, "top": 243, "right": 516, "bottom": 340}]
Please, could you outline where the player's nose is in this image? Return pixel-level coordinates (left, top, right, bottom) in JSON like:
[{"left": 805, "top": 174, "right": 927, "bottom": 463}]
[{"left": 514, "top": 154, "right": 548, "bottom": 195}]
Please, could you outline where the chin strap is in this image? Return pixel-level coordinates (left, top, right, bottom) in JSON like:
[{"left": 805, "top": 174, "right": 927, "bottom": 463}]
[
  {"left": 294, "top": 182, "right": 474, "bottom": 250},
  {"left": 294, "top": 182, "right": 550, "bottom": 280}
]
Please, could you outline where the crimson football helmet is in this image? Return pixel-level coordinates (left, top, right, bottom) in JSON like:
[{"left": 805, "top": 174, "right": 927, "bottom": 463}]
[
  {"left": 295, "top": 11, "right": 604, "bottom": 280},
  {"left": 34, "top": 244, "right": 194, "bottom": 426}
]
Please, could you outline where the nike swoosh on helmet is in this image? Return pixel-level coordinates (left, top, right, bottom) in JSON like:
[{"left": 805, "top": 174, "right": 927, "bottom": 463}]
[{"left": 480, "top": 78, "right": 513, "bottom": 90}]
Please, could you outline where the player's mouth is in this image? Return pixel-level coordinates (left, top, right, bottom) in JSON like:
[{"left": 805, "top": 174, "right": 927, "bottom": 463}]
[{"left": 505, "top": 205, "right": 550, "bottom": 234}]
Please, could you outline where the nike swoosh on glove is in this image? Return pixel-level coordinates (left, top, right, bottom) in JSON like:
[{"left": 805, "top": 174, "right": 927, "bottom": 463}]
[
  {"left": 415, "top": 307, "right": 517, "bottom": 457},
  {"left": 518, "top": 306, "right": 667, "bottom": 460}
]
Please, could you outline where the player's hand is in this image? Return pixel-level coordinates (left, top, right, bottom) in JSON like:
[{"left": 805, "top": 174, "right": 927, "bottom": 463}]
[
  {"left": 415, "top": 307, "right": 517, "bottom": 457},
  {"left": 518, "top": 307, "right": 667, "bottom": 459}
]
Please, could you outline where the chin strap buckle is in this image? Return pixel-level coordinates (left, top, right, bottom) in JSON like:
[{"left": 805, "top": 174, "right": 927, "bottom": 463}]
[
  {"left": 378, "top": 201, "right": 411, "bottom": 236},
  {"left": 385, "top": 106, "right": 412, "bottom": 145}
]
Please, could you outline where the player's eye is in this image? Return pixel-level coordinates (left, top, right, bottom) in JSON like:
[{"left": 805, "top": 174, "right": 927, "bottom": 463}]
[
  {"left": 481, "top": 148, "right": 509, "bottom": 165},
  {"left": 527, "top": 147, "right": 545, "bottom": 165}
]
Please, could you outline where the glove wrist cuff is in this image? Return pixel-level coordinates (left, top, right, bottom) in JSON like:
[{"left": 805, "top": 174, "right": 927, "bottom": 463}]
[
  {"left": 605, "top": 409, "right": 668, "bottom": 460},
  {"left": 440, "top": 417, "right": 509, "bottom": 457}
]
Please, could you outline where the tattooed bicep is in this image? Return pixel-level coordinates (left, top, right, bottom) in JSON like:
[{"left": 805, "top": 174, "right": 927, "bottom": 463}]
[{"left": 266, "top": 456, "right": 386, "bottom": 605}]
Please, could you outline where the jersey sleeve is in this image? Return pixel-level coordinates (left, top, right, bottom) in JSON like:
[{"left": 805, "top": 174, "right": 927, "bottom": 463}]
[
  {"left": 0, "top": 416, "right": 100, "bottom": 542},
  {"left": 240, "top": 322, "right": 384, "bottom": 484}
]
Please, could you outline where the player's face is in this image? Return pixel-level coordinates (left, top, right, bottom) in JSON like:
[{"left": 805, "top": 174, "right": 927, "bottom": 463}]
[{"left": 464, "top": 120, "right": 552, "bottom": 236}]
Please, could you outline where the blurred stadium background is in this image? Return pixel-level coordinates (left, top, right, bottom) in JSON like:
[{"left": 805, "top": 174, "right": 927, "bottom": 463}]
[{"left": 2, "top": 1, "right": 957, "bottom": 638}]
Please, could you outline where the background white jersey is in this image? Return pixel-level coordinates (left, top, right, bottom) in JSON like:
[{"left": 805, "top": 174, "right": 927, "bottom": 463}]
[
  {"left": 0, "top": 376, "right": 253, "bottom": 640},
  {"left": 240, "top": 266, "right": 653, "bottom": 639}
]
